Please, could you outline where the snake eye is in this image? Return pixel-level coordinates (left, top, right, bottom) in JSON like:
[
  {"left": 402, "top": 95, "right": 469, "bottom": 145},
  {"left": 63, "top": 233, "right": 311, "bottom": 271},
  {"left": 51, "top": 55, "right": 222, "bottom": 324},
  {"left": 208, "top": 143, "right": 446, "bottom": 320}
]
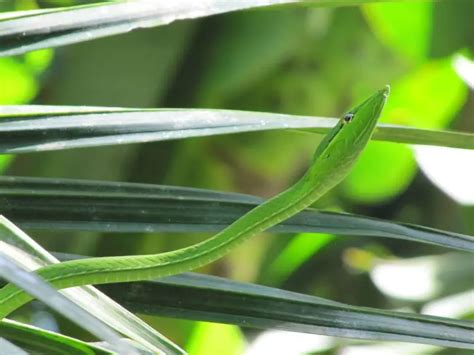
[{"left": 343, "top": 113, "right": 354, "bottom": 123}]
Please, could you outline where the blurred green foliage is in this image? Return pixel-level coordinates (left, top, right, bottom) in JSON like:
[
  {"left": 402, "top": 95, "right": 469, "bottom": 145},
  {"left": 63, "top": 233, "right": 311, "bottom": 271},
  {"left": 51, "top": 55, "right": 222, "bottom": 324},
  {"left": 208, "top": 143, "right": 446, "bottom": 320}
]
[
  {"left": 0, "top": 48, "right": 53, "bottom": 173},
  {"left": 263, "top": 233, "right": 335, "bottom": 285},
  {"left": 186, "top": 322, "right": 244, "bottom": 355},
  {"left": 364, "top": 2, "right": 432, "bottom": 63},
  {"left": 3, "top": 0, "right": 473, "bottom": 352}
]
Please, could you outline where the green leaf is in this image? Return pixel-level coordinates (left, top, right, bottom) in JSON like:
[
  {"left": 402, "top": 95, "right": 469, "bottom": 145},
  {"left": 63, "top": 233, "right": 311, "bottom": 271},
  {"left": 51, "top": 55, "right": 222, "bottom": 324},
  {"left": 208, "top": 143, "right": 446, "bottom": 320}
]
[
  {"left": 0, "top": 106, "right": 472, "bottom": 153},
  {"left": 430, "top": 1, "right": 474, "bottom": 58},
  {"left": 383, "top": 57, "right": 467, "bottom": 129},
  {"left": 196, "top": 9, "right": 305, "bottom": 106},
  {"left": 0, "top": 216, "right": 184, "bottom": 355},
  {"left": 363, "top": 2, "right": 432, "bottom": 62},
  {"left": 0, "top": 58, "right": 37, "bottom": 104},
  {"left": 342, "top": 141, "right": 417, "bottom": 203},
  {"left": 342, "top": 57, "right": 468, "bottom": 203},
  {"left": 2, "top": 176, "right": 473, "bottom": 252},
  {"left": 263, "top": 233, "right": 335, "bottom": 285},
  {"left": 0, "top": 0, "right": 424, "bottom": 57},
  {"left": 369, "top": 124, "right": 473, "bottom": 149},
  {"left": 0, "top": 243, "right": 133, "bottom": 354},
  {"left": 3, "top": 255, "right": 474, "bottom": 350},
  {"left": 91, "top": 271, "right": 474, "bottom": 350},
  {"left": 186, "top": 322, "right": 244, "bottom": 355},
  {"left": 0, "top": 319, "right": 112, "bottom": 355},
  {"left": 24, "top": 49, "right": 54, "bottom": 74},
  {"left": 0, "top": 155, "right": 12, "bottom": 175},
  {"left": 0, "top": 47, "right": 53, "bottom": 173}
]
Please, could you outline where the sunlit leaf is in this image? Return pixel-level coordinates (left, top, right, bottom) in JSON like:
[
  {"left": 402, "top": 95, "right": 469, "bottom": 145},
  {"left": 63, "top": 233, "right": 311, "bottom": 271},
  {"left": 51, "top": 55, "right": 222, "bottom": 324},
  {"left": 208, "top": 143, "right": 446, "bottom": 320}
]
[
  {"left": 24, "top": 49, "right": 54, "bottom": 74},
  {"left": 0, "top": 47, "right": 53, "bottom": 173},
  {"left": 343, "top": 57, "right": 468, "bottom": 203},
  {"left": 186, "top": 322, "right": 245, "bottom": 355},
  {"left": 383, "top": 57, "right": 467, "bottom": 129},
  {"left": 363, "top": 2, "right": 432, "bottom": 62},
  {"left": 13, "top": 0, "right": 38, "bottom": 11},
  {"left": 0, "top": 58, "right": 37, "bottom": 104},
  {"left": 264, "top": 233, "right": 335, "bottom": 285},
  {"left": 342, "top": 141, "right": 416, "bottom": 203},
  {"left": 0, "top": 155, "right": 12, "bottom": 175}
]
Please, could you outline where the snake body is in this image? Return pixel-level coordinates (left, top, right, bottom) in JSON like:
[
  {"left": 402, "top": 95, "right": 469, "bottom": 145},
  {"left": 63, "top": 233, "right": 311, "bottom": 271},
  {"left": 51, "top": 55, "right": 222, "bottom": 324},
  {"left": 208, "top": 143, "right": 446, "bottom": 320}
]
[{"left": 0, "top": 86, "right": 389, "bottom": 317}]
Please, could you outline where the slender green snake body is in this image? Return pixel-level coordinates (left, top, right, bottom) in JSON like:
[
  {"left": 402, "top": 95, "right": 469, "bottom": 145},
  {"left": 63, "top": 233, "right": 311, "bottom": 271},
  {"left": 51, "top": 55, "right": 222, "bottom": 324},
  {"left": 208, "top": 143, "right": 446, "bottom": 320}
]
[{"left": 0, "top": 86, "right": 389, "bottom": 318}]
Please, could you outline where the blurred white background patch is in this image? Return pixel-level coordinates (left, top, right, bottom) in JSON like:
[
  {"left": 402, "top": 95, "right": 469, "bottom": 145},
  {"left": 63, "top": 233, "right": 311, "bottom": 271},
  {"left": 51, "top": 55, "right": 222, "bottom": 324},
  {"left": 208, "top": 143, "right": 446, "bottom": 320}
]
[
  {"left": 370, "top": 256, "right": 439, "bottom": 301},
  {"left": 454, "top": 54, "right": 474, "bottom": 88},
  {"left": 422, "top": 290, "right": 474, "bottom": 318},
  {"left": 245, "top": 330, "right": 334, "bottom": 355},
  {"left": 370, "top": 252, "right": 473, "bottom": 305},
  {"left": 339, "top": 342, "right": 439, "bottom": 355},
  {"left": 414, "top": 146, "right": 474, "bottom": 205}
]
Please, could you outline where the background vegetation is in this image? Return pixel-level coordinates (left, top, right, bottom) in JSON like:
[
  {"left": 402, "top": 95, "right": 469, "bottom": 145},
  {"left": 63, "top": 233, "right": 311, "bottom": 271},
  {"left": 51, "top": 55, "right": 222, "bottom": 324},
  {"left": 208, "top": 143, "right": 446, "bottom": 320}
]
[{"left": 0, "top": 0, "right": 473, "bottom": 354}]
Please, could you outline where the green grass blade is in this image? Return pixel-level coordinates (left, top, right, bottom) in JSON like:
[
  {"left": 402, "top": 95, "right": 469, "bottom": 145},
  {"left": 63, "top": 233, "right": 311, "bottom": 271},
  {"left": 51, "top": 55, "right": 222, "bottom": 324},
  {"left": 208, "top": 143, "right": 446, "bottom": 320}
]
[
  {"left": 0, "top": 244, "right": 134, "bottom": 354},
  {"left": 0, "top": 319, "right": 112, "bottom": 355},
  {"left": 0, "top": 0, "right": 418, "bottom": 57},
  {"left": 91, "top": 271, "right": 474, "bottom": 350},
  {"left": 2, "top": 176, "right": 473, "bottom": 252},
  {"left": 0, "top": 106, "right": 472, "bottom": 152},
  {"left": 373, "top": 125, "right": 474, "bottom": 149},
  {"left": 0, "top": 216, "right": 184, "bottom": 355}
]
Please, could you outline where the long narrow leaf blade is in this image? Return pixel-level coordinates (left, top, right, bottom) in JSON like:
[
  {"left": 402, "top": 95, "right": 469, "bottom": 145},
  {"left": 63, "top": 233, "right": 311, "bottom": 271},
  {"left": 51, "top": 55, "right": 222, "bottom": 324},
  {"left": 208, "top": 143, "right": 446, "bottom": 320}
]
[
  {"left": 0, "top": 106, "right": 472, "bottom": 152},
  {"left": 0, "top": 0, "right": 410, "bottom": 57},
  {"left": 0, "top": 216, "right": 184, "bottom": 355},
  {"left": 0, "top": 244, "right": 135, "bottom": 355},
  {"left": 1, "top": 176, "right": 473, "bottom": 252},
  {"left": 94, "top": 272, "right": 474, "bottom": 350},
  {"left": 4, "top": 255, "right": 472, "bottom": 350},
  {"left": 0, "top": 319, "right": 112, "bottom": 355},
  {"left": 0, "top": 337, "right": 28, "bottom": 355}
]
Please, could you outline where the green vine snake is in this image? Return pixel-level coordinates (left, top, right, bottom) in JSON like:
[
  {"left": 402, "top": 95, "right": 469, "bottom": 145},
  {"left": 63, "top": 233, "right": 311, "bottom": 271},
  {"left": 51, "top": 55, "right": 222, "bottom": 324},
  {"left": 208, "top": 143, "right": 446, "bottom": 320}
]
[{"left": 0, "top": 86, "right": 389, "bottom": 318}]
